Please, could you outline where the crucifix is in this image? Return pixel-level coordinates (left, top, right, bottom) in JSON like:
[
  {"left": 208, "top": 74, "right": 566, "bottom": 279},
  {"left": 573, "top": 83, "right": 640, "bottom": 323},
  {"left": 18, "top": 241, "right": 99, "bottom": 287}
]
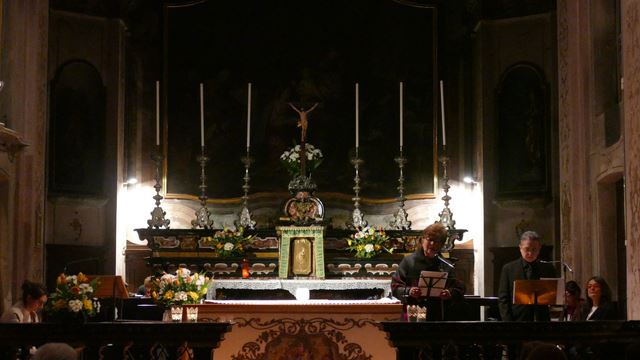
[
  {"left": 288, "top": 102, "right": 319, "bottom": 177},
  {"left": 288, "top": 102, "right": 319, "bottom": 143}
]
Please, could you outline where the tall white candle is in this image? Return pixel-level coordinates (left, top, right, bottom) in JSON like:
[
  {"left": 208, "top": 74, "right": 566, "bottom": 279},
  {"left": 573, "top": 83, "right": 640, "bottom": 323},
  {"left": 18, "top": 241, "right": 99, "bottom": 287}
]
[
  {"left": 200, "top": 83, "right": 205, "bottom": 147},
  {"left": 155, "top": 81, "right": 160, "bottom": 146},
  {"left": 355, "top": 83, "right": 359, "bottom": 149},
  {"left": 440, "top": 80, "right": 446, "bottom": 146},
  {"left": 399, "top": 82, "right": 403, "bottom": 148},
  {"left": 247, "top": 83, "right": 252, "bottom": 148}
]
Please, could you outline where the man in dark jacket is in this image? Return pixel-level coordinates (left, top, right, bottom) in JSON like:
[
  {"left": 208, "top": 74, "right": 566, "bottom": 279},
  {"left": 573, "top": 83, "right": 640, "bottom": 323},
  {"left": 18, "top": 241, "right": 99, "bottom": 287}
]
[{"left": 498, "top": 231, "right": 557, "bottom": 321}]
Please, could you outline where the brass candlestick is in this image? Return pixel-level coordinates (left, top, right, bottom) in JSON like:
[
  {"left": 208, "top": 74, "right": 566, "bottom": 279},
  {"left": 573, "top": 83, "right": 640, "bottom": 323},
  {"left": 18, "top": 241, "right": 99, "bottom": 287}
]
[
  {"left": 147, "top": 146, "right": 170, "bottom": 229},
  {"left": 237, "top": 147, "right": 256, "bottom": 229},
  {"left": 390, "top": 147, "right": 411, "bottom": 230},
  {"left": 192, "top": 147, "right": 214, "bottom": 229},
  {"left": 347, "top": 148, "right": 367, "bottom": 229}
]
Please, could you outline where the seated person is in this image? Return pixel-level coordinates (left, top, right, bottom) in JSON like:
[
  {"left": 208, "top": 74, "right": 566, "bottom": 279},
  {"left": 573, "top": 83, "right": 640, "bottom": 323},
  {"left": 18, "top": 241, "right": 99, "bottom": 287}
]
[
  {"left": 136, "top": 276, "right": 153, "bottom": 297},
  {"left": 498, "top": 231, "right": 556, "bottom": 321},
  {"left": 563, "top": 280, "right": 583, "bottom": 321},
  {"left": 391, "top": 223, "right": 465, "bottom": 320},
  {"left": 1, "top": 280, "right": 48, "bottom": 323},
  {"left": 581, "top": 276, "right": 617, "bottom": 320}
]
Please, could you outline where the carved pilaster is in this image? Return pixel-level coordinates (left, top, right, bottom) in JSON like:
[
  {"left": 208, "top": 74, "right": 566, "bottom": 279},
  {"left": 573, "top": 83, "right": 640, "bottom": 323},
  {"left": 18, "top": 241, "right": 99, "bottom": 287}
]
[{"left": 622, "top": 0, "right": 640, "bottom": 320}]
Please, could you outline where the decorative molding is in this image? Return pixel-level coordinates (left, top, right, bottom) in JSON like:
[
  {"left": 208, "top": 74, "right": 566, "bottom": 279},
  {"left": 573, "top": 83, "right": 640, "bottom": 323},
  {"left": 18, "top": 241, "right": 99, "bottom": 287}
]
[{"left": 231, "top": 317, "right": 375, "bottom": 360}]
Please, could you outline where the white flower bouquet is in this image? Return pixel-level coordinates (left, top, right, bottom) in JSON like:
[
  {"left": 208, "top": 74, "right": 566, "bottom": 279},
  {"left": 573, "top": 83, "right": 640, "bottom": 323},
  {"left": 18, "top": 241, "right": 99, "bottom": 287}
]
[{"left": 280, "top": 143, "right": 323, "bottom": 176}]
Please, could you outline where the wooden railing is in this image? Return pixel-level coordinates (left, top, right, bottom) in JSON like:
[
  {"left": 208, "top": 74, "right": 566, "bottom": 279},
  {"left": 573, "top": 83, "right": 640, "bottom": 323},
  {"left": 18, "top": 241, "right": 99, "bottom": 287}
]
[
  {"left": 0, "top": 321, "right": 231, "bottom": 360},
  {"left": 381, "top": 320, "right": 640, "bottom": 359}
]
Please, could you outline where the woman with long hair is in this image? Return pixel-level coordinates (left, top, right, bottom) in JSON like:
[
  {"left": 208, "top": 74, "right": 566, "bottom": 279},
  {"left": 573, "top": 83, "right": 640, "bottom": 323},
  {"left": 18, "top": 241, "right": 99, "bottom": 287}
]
[{"left": 580, "top": 276, "right": 617, "bottom": 320}]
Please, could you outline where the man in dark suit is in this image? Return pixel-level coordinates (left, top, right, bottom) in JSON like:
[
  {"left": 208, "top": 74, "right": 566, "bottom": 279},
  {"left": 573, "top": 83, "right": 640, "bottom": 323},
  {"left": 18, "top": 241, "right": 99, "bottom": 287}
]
[{"left": 498, "top": 231, "right": 557, "bottom": 321}]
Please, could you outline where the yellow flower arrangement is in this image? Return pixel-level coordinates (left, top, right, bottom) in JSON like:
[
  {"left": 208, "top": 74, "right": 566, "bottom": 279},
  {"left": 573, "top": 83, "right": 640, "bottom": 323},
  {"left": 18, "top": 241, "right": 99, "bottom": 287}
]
[
  {"left": 347, "top": 226, "right": 392, "bottom": 259},
  {"left": 45, "top": 272, "right": 100, "bottom": 322},
  {"left": 151, "top": 268, "right": 211, "bottom": 307},
  {"left": 199, "top": 227, "right": 253, "bottom": 257}
]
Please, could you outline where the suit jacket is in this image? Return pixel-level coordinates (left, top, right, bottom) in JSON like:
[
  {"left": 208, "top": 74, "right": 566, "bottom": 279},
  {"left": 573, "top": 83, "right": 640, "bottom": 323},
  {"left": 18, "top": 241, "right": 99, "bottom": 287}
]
[
  {"left": 581, "top": 301, "right": 618, "bottom": 321},
  {"left": 498, "top": 258, "right": 557, "bottom": 321}
]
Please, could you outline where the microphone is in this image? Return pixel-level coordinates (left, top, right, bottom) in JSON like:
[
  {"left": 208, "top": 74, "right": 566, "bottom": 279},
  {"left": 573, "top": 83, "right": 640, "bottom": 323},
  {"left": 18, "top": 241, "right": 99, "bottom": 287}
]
[
  {"left": 539, "top": 260, "right": 573, "bottom": 272},
  {"left": 436, "top": 253, "right": 455, "bottom": 269}
]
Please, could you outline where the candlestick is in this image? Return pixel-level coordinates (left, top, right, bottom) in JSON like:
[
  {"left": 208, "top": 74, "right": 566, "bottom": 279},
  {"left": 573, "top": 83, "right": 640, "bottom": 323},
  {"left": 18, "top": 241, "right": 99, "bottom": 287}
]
[
  {"left": 389, "top": 147, "right": 411, "bottom": 230},
  {"left": 399, "top": 82, "right": 403, "bottom": 148},
  {"left": 440, "top": 80, "right": 446, "bottom": 146},
  {"left": 192, "top": 147, "right": 214, "bottom": 229},
  {"left": 355, "top": 83, "right": 359, "bottom": 149},
  {"left": 155, "top": 81, "right": 160, "bottom": 146},
  {"left": 200, "top": 83, "right": 205, "bottom": 147},
  {"left": 438, "top": 148, "right": 467, "bottom": 250},
  {"left": 347, "top": 148, "right": 367, "bottom": 229},
  {"left": 147, "top": 147, "right": 170, "bottom": 229},
  {"left": 247, "top": 83, "right": 252, "bottom": 148},
  {"left": 237, "top": 148, "right": 256, "bottom": 229}
]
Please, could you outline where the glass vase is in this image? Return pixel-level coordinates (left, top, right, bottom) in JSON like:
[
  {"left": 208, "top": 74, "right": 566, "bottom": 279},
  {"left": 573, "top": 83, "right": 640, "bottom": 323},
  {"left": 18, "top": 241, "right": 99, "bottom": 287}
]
[
  {"left": 170, "top": 305, "right": 183, "bottom": 323},
  {"left": 185, "top": 306, "right": 199, "bottom": 322}
]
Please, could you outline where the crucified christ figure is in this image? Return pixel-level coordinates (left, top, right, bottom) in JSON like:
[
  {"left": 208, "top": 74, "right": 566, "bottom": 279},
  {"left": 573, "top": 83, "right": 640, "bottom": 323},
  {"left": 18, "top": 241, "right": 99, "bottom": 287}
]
[{"left": 288, "top": 102, "right": 319, "bottom": 143}]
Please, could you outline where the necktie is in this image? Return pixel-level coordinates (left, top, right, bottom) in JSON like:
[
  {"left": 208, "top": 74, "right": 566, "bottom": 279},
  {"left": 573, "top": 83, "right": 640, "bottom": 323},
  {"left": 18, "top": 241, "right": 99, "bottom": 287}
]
[{"left": 524, "top": 263, "right": 532, "bottom": 279}]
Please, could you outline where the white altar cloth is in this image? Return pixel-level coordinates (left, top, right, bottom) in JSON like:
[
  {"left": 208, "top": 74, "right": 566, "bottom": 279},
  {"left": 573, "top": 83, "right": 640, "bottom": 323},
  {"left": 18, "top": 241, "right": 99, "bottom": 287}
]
[{"left": 207, "top": 278, "right": 392, "bottom": 299}]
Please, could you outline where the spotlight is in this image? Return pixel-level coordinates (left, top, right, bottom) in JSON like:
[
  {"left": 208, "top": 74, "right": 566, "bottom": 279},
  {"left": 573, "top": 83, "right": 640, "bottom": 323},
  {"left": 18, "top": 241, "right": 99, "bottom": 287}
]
[
  {"left": 463, "top": 176, "right": 477, "bottom": 184},
  {"left": 125, "top": 177, "right": 138, "bottom": 185}
]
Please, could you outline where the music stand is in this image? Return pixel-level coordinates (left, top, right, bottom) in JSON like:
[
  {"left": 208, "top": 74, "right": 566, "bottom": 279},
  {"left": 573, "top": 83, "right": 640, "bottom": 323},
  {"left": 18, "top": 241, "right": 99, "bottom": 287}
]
[
  {"left": 513, "top": 279, "right": 564, "bottom": 321},
  {"left": 418, "top": 271, "right": 449, "bottom": 320},
  {"left": 89, "top": 275, "right": 129, "bottom": 321}
]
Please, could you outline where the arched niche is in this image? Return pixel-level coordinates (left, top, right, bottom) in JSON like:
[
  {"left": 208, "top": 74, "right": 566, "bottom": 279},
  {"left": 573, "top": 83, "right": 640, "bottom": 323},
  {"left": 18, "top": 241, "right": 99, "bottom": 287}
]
[
  {"left": 495, "top": 63, "right": 550, "bottom": 200},
  {"left": 49, "top": 60, "right": 106, "bottom": 196}
]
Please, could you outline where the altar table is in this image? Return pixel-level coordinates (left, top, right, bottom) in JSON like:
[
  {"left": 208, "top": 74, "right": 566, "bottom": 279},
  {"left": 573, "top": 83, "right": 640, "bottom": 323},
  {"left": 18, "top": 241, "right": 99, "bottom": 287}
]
[{"left": 197, "top": 299, "right": 403, "bottom": 359}]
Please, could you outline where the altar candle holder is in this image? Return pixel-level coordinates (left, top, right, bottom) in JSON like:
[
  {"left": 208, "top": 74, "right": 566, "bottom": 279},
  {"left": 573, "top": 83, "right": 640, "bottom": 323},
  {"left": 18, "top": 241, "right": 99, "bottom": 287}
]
[
  {"left": 147, "top": 146, "right": 171, "bottom": 229},
  {"left": 437, "top": 145, "right": 467, "bottom": 251},
  {"left": 191, "top": 147, "right": 214, "bottom": 229},
  {"left": 347, "top": 148, "right": 367, "bottom": 229},
  {"left": 237, "top": 147, "right": 256, "bottom": 229},
  {"left": 389, "top": 147, "right": 411, "bottom": 230}
]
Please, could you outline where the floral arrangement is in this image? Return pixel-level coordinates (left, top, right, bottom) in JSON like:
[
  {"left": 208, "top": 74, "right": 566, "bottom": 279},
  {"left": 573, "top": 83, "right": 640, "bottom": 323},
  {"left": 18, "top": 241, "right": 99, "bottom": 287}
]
[
  {"left": 151, "top": 268, "right": 211, "bottom": 307},
  {"left": 280, "top": 143, "right": 323, "bottom": 176},
  {"left": 199, "top": 227, "right": 253, "bottom": 257},
  {"left": 46, "top": 272, "right": 100, "bottom": 321},
  {"left": 347, "top": 226, "right": 393, "bottom": 259}
]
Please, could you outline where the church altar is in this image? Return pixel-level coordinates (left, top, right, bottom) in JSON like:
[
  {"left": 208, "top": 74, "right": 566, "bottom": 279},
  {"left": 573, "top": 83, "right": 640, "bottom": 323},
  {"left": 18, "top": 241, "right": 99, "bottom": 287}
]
[
  {"left": 195, "top": 299, "right": 402, "bottom": 360},
  {"left": 135, "top": 227, "right": 424, "bottom": 279}
]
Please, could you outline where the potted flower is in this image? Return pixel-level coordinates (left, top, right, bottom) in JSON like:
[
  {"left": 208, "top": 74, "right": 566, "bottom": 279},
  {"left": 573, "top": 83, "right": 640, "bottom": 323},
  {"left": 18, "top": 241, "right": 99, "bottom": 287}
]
[
  {"left": 151, "top": 268, "right": 212, "bottom": 322},
  {"left": 45, "top": 272, "right": 100, "bottom": 323},
  {"left": 347, "top": 226, "right": 393, "bottom": 259},
  {"left": 280, "top": 143, "right": 323, "bottom": 176},
  {"left": 199, "top": 227, "right": 253, "bottom": 257}
]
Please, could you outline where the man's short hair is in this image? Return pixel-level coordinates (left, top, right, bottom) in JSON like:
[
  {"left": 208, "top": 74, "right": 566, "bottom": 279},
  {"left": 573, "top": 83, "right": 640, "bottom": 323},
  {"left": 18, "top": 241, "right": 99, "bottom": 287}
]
[{"left": 520, "top": 231, "right": 540, "bottom": 242}]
